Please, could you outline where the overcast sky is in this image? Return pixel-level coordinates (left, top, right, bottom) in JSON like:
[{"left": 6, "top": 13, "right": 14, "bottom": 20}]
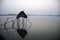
[{"left": 0, "top": 0, "right": 60, "bottom": 15}]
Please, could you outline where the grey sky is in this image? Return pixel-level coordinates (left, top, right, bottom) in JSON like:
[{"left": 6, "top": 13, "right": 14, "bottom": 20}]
[{"left": 0, "top": 0, "right": 60, "bottom": 15}]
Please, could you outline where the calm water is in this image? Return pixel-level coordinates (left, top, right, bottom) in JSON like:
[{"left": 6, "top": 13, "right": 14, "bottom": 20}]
[{"left": 0, "top": 16, "right": 60, "bottom": 40}]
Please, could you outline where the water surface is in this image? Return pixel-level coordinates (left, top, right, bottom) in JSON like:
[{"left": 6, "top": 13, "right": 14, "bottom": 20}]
[{"left": 0, "top": 16, "right": 60, "bottom": 40}]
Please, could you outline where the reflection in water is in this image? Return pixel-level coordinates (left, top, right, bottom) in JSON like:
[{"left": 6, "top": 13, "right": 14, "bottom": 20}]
[{"left": 0, "top": 16, "right": 60, "bottom": 40}]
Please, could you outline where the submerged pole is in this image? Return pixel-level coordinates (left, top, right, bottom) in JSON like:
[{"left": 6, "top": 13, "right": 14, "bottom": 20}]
[
  {"left": 4, "top": 17, "right": 9, "bottom": 35},
  {"left": 12, "top": 20, "right": 15, "bottom": 29},
  {"left": 17, "top": 18, "right": 20, "bottom": 29}
]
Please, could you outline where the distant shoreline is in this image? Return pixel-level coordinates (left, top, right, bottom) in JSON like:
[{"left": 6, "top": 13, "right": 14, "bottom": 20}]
[{"left": 0, "top": 14, "right": 60, "bottom": 16}]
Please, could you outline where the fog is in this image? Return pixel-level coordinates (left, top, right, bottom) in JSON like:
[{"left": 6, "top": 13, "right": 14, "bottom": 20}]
[
  {"left": 0, "top": 0, "right": 60, "bottom": 40},
  {"left": 0, "top": 0, "right": 60, "bottom": 15}
]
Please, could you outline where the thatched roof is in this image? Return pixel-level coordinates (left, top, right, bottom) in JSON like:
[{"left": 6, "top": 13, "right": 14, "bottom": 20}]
[{"left": 16, "top": 11, "right": 27, "bottom": 19}]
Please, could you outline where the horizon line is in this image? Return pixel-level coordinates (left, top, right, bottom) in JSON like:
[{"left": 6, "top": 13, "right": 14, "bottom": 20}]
[{"left": 0, "top": 14, "right": 60, "bottom": 16}]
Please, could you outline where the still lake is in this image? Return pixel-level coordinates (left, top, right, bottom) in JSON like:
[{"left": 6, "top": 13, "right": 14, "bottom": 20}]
[{"left": 0, "top": 16, "right": 60, "bottom": 40}]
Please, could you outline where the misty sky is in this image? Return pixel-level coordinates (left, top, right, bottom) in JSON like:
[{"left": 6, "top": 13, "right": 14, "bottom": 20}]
[{"left": 0, "top": 0, "right": 60, "bottom": 15}]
